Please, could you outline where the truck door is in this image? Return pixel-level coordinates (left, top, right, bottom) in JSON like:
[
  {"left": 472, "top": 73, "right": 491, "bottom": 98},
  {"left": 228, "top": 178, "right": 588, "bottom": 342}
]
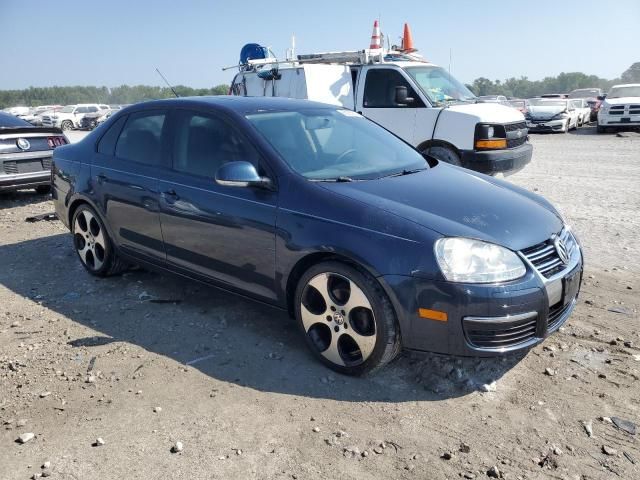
[{"left": 357, "top": 67, "right": 423, "bottom": 144}]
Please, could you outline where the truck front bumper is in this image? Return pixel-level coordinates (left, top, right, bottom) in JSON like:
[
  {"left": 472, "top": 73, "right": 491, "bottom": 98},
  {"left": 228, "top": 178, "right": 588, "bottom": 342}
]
[{"left": 459, "top": 142, "right": 532, "bottom": 176}]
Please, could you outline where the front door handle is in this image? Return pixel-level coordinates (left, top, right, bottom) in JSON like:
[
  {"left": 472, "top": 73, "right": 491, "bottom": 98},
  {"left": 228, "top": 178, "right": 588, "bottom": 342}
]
[{"left": 162, "top": 189, "right": 179, "bottom": 201}]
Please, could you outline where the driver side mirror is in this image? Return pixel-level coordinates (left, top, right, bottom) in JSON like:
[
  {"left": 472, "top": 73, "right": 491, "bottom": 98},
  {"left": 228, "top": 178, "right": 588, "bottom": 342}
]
[
  {"left": 215, "top": 161, "right": 272, "bottom": 189},
  {"left": 395, "top": 86, "right": 414, "bottom": 106}
]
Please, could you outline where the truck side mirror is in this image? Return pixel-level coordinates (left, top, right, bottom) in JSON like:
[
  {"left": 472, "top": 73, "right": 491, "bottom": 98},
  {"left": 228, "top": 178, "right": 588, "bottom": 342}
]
[{"left": 395, "top": 86, "right": 414, "bottom": 106}]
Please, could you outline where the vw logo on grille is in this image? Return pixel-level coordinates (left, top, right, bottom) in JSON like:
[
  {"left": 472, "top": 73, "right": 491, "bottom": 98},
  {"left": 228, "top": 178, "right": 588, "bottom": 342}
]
[
  {"left": 16, "top": 138, "right": 30, "bottom": 151},
  {"left": 553, "top": 237, "right": 570, "bottom": 264}
]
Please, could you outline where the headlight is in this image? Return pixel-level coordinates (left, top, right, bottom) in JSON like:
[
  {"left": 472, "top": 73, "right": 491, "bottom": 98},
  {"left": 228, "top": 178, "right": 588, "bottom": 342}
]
[{"left": 434, "top": 237, "right": 526, "bottom": 283}]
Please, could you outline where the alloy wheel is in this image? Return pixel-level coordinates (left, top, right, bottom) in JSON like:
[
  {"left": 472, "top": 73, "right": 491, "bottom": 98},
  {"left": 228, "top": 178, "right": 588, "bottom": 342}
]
[
  {"left": 73, "top": 209, "right": 107, "bottom": 271},
  {"left": 300, "top": 272, "right": 376, "bottom": 367}
]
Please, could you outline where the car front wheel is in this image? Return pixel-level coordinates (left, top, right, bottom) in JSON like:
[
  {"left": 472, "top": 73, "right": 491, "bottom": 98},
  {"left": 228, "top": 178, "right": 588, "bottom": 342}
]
[
  {"left": 61, "top": 120, "right": 73, "bottom": 131},
  {"left": 295, "top": 261, "right": 401, "bottom": 375},
  {"left": 72, "top": 205, "right": 127, "bottom": 277}
]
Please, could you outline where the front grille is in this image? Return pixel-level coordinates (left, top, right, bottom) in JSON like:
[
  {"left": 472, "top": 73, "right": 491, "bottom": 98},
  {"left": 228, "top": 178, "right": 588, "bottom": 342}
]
[
  {"left": 521, "top": 228, "right": 576, "bottom": 278},
  {"left": 548, "top": 300, "right": 572, "bottom": 331},
  {"left": 610, "top": 111, "right": 624, "bottom": 115},
  {"left": 505, "top": 121, "right": 527, "bottom": 132},
  {"left": 507, "top": 137, "right": 527, "bottom": 148},
  {"left": 3, "top": 161, "right": 18, "bottom": 174},
  {"left": 42, "top": 158, "right": 52, "bottom": 169},
  {"left": 465, "top": 316, "right": 538, "bottom": 349}
]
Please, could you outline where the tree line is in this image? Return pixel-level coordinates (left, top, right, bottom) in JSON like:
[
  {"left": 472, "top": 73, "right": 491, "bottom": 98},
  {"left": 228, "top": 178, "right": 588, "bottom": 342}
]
[
  {"left": 1, "top": 63, "right": 638, "bottom": 108},
  {"left": 0, "top": 84, "right": 229, "bottom": 109},
  {"left": 466, "top": 63, "right": 640, "bottom": 98}
]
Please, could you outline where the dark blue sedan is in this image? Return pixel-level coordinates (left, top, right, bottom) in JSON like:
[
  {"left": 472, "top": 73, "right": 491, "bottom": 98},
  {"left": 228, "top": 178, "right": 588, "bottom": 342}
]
[{"left": 51, "top": 96, "right": 583, "bottom": 375}]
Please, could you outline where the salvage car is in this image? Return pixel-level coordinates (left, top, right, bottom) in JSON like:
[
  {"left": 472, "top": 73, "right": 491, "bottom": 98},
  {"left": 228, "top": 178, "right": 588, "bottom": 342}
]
[
  {"left": 597, "top": 84, "right": 640, "bottom": 133},
  {"left": 0, "top": 111, "right": 67, "bottom": 193},
  {"left": 41, "top": 104, "right": 110, "bottom": 131},
  {"left": 570, "top": 99, "right": 591, "bottom": 126},
  {"left": 568, "top": 88, "right": 603, "bottom": 121},
  {"left": 526, "top": 98, "right": 579, "bottom": 133},
  {"left": 51, "top": 97, "right": 583, "bottom": 375}
]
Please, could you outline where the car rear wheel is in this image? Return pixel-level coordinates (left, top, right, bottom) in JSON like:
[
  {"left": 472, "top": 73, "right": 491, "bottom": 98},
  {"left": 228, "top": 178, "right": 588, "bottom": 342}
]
[
  {"left": 72, "top": 205, "right": 127, "bottom": 277},
  {"left": 295, "top": 261, "right": 401, "bottom": 375},
  {"left": 61, "top": 120, "right": 73, "bottom": 131}
]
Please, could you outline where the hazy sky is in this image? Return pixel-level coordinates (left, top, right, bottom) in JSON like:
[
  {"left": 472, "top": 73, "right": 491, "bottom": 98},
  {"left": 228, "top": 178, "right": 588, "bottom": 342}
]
[{"left": 1, "top": 0, "right": 638, "bottom": 89}]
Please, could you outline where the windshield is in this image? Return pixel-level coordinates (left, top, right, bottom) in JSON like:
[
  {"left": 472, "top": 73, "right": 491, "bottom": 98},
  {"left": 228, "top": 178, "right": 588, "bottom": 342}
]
[
  {"left": 568, "top": 89, "right": 600, "bottom": 98},
  {"left": 405, "top": 66, "right": 476, "bottom": 106},
  {"left": 246, "top": 109, "right": 427, "bottom": 181},
  {"left": 60, "top": 105, "right": 75, "bottom": 113},
  {"left": 608, "top": 85, "right": 640, "bottom": 98},
  {"left": 528, "top": 99, "right": 567, "bottom": 107}
]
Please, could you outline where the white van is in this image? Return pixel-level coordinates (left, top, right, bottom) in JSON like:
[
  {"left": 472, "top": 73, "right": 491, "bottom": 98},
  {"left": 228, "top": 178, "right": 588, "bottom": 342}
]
[{"left": 230, "top": 50, "right": 532, "bottom": 176}]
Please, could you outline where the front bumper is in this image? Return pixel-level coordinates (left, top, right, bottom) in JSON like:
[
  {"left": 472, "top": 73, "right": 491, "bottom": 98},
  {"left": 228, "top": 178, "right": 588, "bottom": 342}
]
[
  {"left": 459, "top": 142, "right": 532, "bottom": 176},
  {"left": 0, "top": 171, "right": 51, "bottom": 192},
  {"left": 526, "top": 119, "right": 566, "bottom": 132},
  {"left": 598, "top": 113, "right": 640, "bottom": 127},
  {"left": 381, "top": 240, "right": 583, "bottom": 357}
]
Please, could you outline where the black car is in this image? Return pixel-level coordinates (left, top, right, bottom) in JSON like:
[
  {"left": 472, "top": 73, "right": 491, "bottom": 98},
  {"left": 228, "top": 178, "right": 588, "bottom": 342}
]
[
  {"left": 0, "top": 112, "right": 68, "bottom": 193},
  {"left": 51, "top": 96, "right": 583, "bottom": 375}
]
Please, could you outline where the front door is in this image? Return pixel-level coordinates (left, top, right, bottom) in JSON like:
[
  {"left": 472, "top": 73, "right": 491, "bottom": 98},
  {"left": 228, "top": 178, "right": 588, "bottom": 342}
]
[
  {"left": 158, "top": 109, "right": 278, "bottom": 300},
  {"left": 358, "top": 67, "right": 423, "bottom": 144},
  {"left": 91, "top": 110, "right": 168, "bottom": 264}
]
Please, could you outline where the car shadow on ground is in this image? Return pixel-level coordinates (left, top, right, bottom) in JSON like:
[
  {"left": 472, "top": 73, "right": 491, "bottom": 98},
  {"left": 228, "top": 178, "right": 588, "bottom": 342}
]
[
  {"left": 0, "top": 233, "right": 527, "bottom": 403},
  {"left": 0, "top": 189, "right": 51, "bottom": 211}
]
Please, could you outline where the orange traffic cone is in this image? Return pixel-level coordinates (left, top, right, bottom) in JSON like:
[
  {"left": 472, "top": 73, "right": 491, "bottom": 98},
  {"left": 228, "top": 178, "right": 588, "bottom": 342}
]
[
  {"left": 401, "top": 23, "right": 416, "bottom": 52},
  {"left": 369, "top": 20, "right": 381, "bottom": 50}
]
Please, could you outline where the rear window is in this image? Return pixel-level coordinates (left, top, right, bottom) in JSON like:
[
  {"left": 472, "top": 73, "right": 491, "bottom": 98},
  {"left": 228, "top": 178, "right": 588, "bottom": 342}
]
[
  {"left": 97, "top": 115, "right": 127, "bottom": 155},
  {"left": 115, "top": 111, "right": 166, "bottom": 165},
  {"left": 0, "top": 112, "right": 32, "bottom": 128}
]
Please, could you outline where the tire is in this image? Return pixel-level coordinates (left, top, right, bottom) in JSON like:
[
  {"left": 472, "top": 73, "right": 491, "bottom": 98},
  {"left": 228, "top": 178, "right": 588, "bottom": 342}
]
[
  {"left": 423, "top": 145, "right": 462, "bottom": 167},
  {"left": 294, "top": 261, "right": 401, "bottom": 376},
  {"left": 35, "top": 185, "right": 51, "bottom": 194},
  {"left": 71, "top": 204, "right": 128, "bottom": 277},
  {"left": 61, "top": 120, "right": 73, "bottom": 131}
]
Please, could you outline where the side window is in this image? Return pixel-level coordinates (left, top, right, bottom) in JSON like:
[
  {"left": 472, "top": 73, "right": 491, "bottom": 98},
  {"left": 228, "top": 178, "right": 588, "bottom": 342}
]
[
  {"left": 172, "top": 110, "right": 261, "bottom": 178},
  {"left": 115, "top": 111, "right": 166, "bottom": 165},
  {"left": 363, "top": 69, "right": 423, "bottom": 108},
  {"left": 97, "top": 115, "right": 127, "bottom": 155},
  {"left": 87, "top": 106, "right": 98, "bottom": 113},
  {"left": 76, "top": 106, "right": 88, "bottom": 114}
]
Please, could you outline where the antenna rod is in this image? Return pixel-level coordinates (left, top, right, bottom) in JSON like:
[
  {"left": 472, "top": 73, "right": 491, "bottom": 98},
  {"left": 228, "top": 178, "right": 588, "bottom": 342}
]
[{"left": 155, "top": 68, "right": 179, "bottom": 98}]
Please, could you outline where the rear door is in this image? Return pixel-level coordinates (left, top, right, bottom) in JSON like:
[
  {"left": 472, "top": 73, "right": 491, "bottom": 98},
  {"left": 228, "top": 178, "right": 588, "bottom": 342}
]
[
  {"left": 358, "top": 67, "right": 423, "bottom": 144},
  {"left": 91, "top": 110, "right": 168, "bottom": 265},
  {"left": 158, "top": 109, "right": 278, "bottom": 300}
]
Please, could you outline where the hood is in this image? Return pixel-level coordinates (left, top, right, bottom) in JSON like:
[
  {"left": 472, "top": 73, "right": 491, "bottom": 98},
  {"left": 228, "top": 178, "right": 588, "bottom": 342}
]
[
  {"left": 604, "top": 97, "right": 640, "bottom": 106},
  {"left": 318, "top": 164, "right": 562, "bottom": 251},
  {"left": 446, "top": 102, "right": 524, "bottom": 123},
  {"left": 528, "top": 105, "right": 566, "bottom": 118}
]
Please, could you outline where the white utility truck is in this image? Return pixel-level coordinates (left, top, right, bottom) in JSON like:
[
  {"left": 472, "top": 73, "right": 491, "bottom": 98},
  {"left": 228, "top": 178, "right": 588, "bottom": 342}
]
[{"left": 228, "top": 24, "right": 532, "bottom": 176}]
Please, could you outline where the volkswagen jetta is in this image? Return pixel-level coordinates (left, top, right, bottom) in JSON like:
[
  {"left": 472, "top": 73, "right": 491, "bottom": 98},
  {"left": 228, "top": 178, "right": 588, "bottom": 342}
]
[{"left": 51, "top": 97, "right": 583, "bottom": 375}]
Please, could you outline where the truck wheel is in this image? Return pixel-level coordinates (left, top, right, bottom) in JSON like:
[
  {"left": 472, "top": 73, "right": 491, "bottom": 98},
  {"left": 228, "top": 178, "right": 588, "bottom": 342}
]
[
  {"left": 61, "top": 120, "right": 73, "bottom": 131},
  {"left": 424, "top": 145, "right": 461, "bottom": 167}
]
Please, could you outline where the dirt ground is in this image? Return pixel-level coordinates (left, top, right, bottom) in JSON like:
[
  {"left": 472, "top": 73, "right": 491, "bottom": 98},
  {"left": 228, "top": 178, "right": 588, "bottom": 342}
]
[{"left": 1, "top": 126, "right": 639, "bottom": 480}]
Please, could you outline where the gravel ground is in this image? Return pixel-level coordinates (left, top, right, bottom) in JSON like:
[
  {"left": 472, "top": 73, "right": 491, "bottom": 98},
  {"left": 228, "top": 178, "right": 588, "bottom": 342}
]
[{"left": 1, "top": 126, "right": 639, "bottom": 480}]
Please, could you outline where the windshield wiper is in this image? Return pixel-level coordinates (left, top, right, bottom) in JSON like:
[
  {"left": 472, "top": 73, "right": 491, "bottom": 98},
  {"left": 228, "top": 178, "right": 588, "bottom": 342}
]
[
  {"left": 310, "top": 176, "right": 354, "bottom": 182},
  {"left": 378, "top": 167, "right": 427, "bottom": 179}
]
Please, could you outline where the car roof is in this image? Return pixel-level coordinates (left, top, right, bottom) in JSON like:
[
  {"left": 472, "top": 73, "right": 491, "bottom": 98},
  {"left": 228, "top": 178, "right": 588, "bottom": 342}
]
[
  {"left": 0, "top": 111, "right": 32, "bottom": 128},
  {"left": 123, "top": 95, "right": 340, "bottom": 115}
]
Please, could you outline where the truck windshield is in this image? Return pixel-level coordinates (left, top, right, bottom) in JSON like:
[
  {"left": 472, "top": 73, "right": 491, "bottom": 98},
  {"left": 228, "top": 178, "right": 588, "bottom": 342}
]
[
  {"left": 608, "top": 85, "right": 640, "bottom": 98},
  {"left": 246, "top": 109, "right": 427, "bottom": 181},
  {"left": 405, "top": 66, "right": 476, "bottom": 106}
]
